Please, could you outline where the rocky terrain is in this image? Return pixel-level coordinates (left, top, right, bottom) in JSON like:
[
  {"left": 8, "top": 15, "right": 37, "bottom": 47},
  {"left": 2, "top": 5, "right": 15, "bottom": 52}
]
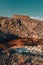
[
  {"left": 0, "top": 15, "right": 43, "bottom": 39},
  {"left": 0, "top": 46, "right": 43, "bottom": 65},
  {"left": 0, "top": 14, "right": 43, "bottom": 65}
]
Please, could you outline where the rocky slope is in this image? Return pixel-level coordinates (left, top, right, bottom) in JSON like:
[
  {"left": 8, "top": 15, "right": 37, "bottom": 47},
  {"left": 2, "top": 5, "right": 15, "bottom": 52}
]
[
  {"left": 0, "top": 14, "right": 43, "bottom": 49},
  {"left": 0, "top": 15, "right": 43, "bottom": 39},
  {"left": 0, "top": 46, "right": 43, "bottom": 65},
  {"left": 0, "top": 14, "right": 43, "bottom": 65}
]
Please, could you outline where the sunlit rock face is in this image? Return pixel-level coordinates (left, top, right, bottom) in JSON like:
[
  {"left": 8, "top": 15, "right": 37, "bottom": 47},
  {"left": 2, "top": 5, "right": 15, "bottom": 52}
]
[
  {"left": 12, "top": 15, "right": 43, "bottom": 40},
  {"left": 0, "top": 14, "right": 43, "bottom": 40},
  {"left": 0, "top": 14, "right": 43, "bottom": 49}
]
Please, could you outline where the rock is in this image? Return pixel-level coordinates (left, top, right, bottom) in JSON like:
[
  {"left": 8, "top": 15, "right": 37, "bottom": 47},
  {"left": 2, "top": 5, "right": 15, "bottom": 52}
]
[
  {"left": 0, "top": 14, "right": 43, "bottom": 65},
  {"left": 0, "top": 38, "right": 43, "bottom": 50},
  {"left": 0, "top": 14, "right": 43, "bottom": 49},
  {"left": 12, "top": 15, "right": 43, "bottom": 39},
  {"left": 0, "top": 50, "right": 43, "bottom": 65},
  {"left": 0, "top": 14, "right": 43, "bottom": 40}
]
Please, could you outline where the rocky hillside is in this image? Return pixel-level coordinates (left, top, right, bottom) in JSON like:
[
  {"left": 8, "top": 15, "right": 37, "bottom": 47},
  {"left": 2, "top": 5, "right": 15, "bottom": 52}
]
[
  {"left": 0, "top": 15, "right": 43, "bottom": 39},
  {"left": 0, "top": 14, "right": 43, "bottom": 49},
  {"left": 0, "top": 15, "right": 43, "bottom": 65}
]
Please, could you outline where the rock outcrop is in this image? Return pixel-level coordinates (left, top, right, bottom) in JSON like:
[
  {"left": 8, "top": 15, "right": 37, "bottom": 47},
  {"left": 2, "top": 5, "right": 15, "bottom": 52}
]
[
  {"left": 0, "top": 14, "right": 43, "bottom": 49},
  {"left": 0, "top": 15, "right": 43, "bottom": 39},
  {"left": 0, "top": 14, "right": 43, "bottom": 65}
]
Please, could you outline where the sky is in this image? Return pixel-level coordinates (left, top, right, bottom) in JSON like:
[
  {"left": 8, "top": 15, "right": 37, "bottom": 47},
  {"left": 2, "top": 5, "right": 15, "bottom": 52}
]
[{"left": 0, "top": 0, "right": 43, "bottom": 18}]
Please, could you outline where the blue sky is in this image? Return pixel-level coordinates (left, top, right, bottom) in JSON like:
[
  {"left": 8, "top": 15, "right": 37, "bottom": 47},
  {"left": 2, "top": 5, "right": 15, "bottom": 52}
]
[{"left": 0, "top": 0, "right": 43, "bottom": 17}]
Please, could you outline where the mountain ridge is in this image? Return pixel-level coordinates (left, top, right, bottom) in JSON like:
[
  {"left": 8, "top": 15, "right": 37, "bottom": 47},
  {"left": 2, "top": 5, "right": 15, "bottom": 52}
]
[{"left": 0, "top": 14, "right": 43, "bottom": 49}]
